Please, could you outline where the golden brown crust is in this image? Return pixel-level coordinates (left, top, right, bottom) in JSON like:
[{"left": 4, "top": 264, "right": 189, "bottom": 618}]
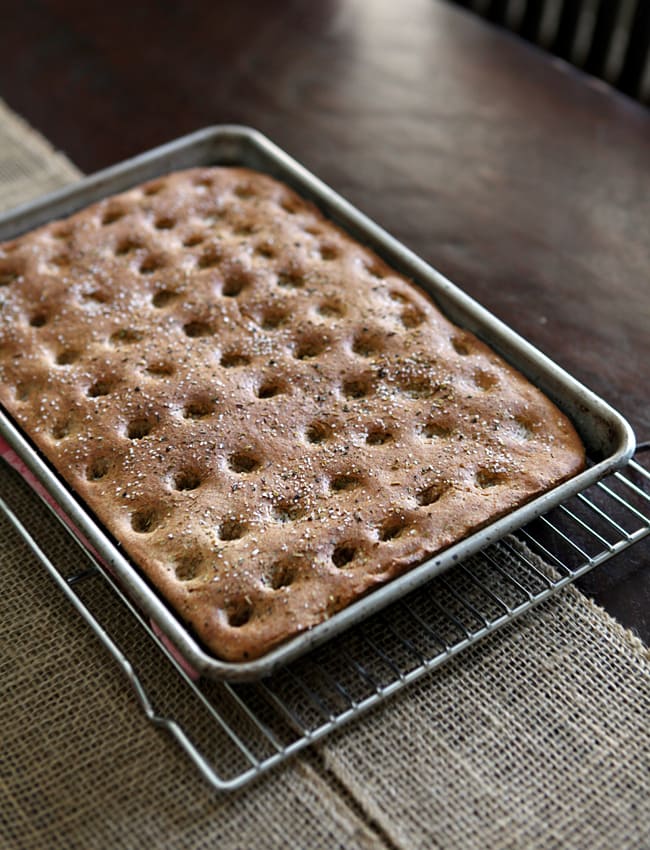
[{"left": 0, "top": 167, "right": 585, "bottom": 661}]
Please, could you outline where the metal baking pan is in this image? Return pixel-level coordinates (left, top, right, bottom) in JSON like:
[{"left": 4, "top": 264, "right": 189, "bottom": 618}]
[{"left": 0, "top": 126, "right": 635, "bottom": 680}]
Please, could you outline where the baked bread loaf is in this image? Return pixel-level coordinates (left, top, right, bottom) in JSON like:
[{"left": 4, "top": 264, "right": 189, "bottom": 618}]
[{"left": 0, "top": 167, "right": 584, "bottom": 661}]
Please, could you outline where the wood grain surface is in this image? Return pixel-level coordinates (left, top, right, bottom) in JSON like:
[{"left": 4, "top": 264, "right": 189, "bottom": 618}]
[{"left": 1, "top": 0, "right": 649, "bottom": 640}]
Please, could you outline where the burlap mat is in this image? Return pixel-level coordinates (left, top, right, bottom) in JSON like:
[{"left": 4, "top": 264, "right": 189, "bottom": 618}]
[{"left": 1, "top": 98, "right": 649, "bottom": 850}]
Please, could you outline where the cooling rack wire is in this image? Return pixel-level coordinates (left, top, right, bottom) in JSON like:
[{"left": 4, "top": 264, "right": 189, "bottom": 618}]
[{"left": 2, "top": 445, "right": 649, "bottom": 791}]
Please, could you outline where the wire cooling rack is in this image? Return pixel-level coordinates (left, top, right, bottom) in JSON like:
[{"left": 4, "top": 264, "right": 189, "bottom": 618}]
[{"left": 2, "top": 447, "right": 649, "bottom": 791}]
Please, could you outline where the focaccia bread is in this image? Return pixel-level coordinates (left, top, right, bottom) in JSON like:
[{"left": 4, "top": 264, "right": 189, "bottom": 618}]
[{"left": 0, "top": 167, "right": 584, "bottom": 661}]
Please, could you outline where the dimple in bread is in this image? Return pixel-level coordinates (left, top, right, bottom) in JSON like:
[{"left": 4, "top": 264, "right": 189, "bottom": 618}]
[{"left": 0, "top": 167, "right": 584, "bottom": 662}]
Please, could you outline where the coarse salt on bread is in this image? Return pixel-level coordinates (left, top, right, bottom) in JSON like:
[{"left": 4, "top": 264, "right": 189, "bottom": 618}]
[{"left": 0, "top": 167, "right": 584, "bottom": 661}]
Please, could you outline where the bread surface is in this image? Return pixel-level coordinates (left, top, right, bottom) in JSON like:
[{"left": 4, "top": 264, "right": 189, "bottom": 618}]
[{"left": 0, "top": 167, "right": 585, "bottom": 661}]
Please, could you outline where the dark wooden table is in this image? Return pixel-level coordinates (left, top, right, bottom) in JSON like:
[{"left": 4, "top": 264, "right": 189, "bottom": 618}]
[{"left": 2, "top": 0, "right": 649, "bottom": 640}]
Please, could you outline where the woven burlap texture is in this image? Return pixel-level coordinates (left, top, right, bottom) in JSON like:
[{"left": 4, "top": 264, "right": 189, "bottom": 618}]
[{"left": 1, "top": 98, "right": 649, "bottom": 850}]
